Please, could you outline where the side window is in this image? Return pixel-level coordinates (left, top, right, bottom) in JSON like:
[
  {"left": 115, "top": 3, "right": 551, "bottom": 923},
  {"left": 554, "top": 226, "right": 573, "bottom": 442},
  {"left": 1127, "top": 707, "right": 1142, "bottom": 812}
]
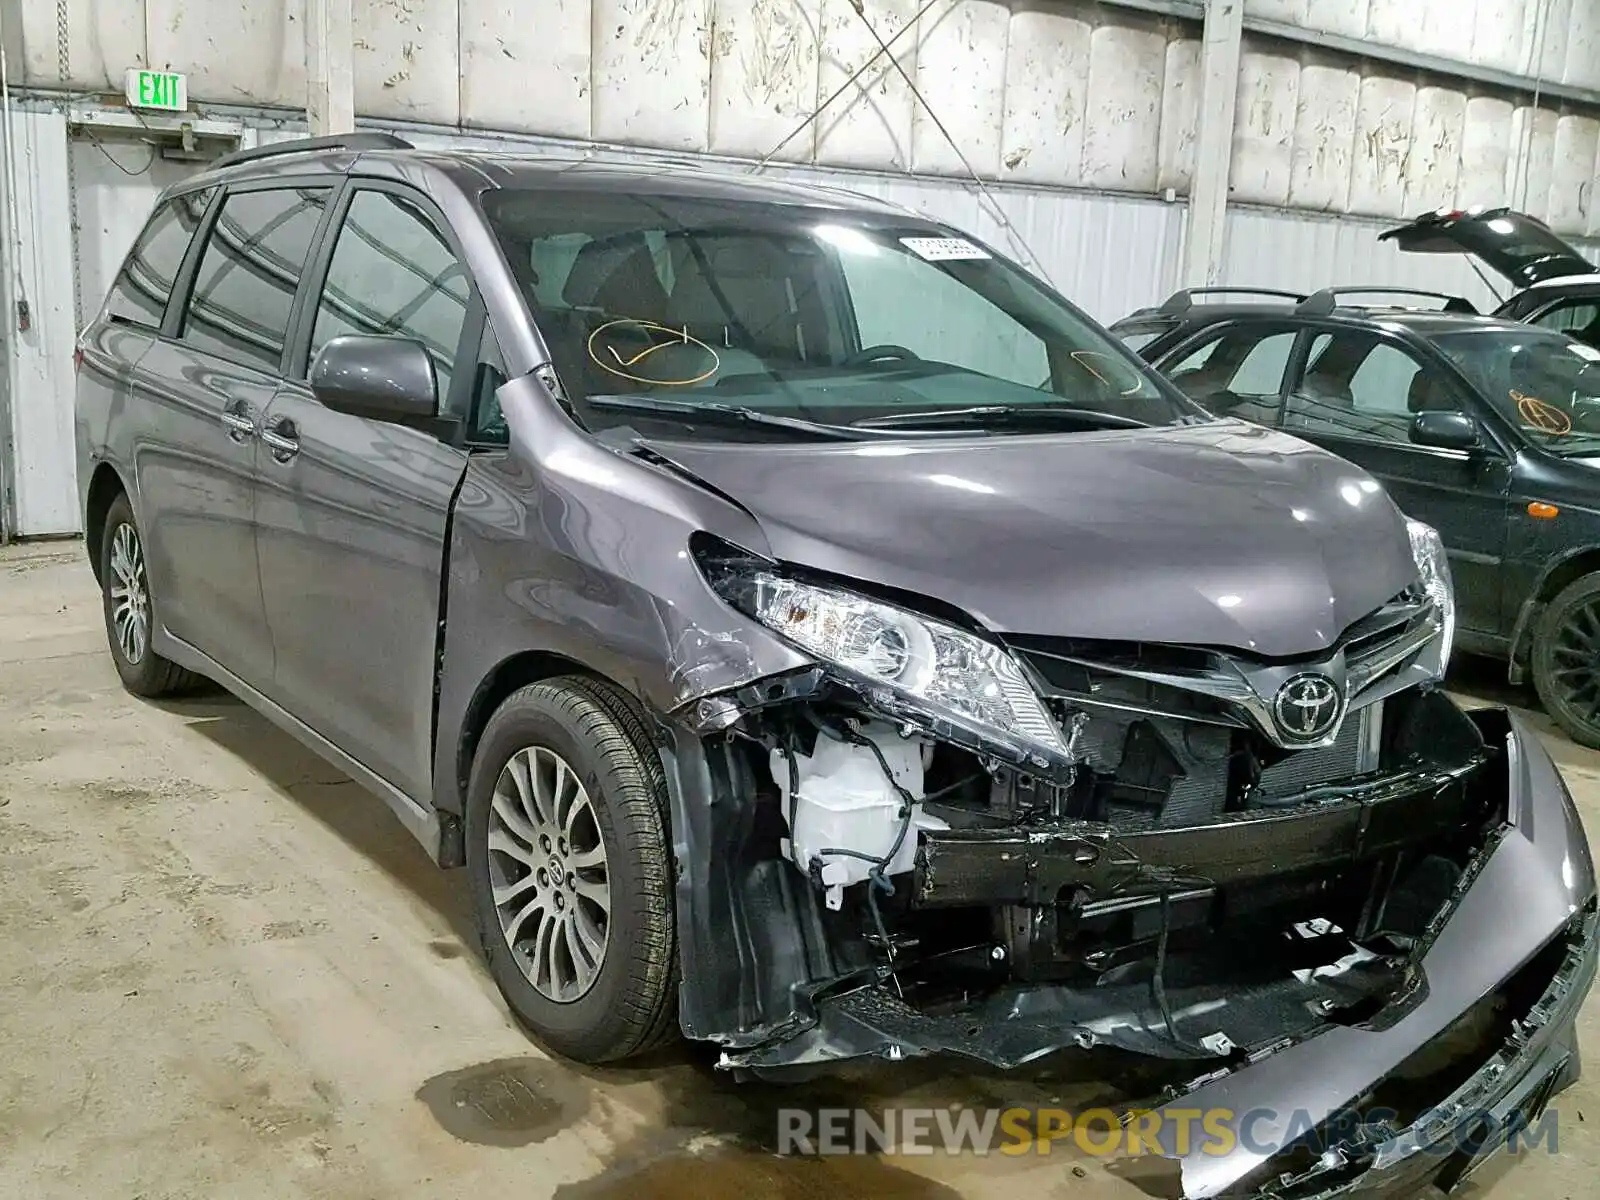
[
  {"left": 179, "top": 188, "right": 329, "bottom": 371},
  {"left": 468, "top": 324, "right": 510, "bottom": 447},
  {"left": 838, "top": 248, "right": 1049, "bottom": 388},
  {"left": 1231, "top": 333, "right": 1295, "bottom": 395},
  {"left": 1286, "top": 333, "right": 1435, "bottom": 443},
  {"left": 311, "top": 190, "right": 471, "bottom": 397},
  {"left": 1348, "top": 344, "right": 1421, "bottom": 415},
  {"left": 1159, "top": 327, "right": 1294, "bottom": 424},
  {"left": 1533, "top": 299, "right": 1600, "bottom": 349},
  {"left": 103, "top": 188, "right": 214, "bottom": 329}
]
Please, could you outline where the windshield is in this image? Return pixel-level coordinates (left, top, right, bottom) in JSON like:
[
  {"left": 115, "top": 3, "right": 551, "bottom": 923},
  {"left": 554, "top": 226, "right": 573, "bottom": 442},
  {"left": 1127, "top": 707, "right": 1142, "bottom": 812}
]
[
  {"left": 479, "top": 188, "right": 1195, "bottom": 440},
  {"left": 1433, "top": 328, "right": 1600, "bottom": 454}
]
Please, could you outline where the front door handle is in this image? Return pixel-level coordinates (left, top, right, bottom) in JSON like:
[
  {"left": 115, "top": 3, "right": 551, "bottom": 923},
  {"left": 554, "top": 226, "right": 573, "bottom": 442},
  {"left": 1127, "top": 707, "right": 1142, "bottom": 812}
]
[
  {"left": 220, "top": 399, "right": 256, "bottom": 443},
  {"left": 261, "top": 416, "right": 300, "bottom": 462}
]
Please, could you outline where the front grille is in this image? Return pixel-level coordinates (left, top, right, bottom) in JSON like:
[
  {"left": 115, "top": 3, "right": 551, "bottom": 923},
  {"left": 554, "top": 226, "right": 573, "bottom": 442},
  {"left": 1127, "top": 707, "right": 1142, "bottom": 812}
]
[
  {"left": 1256, "top": 704, "right": 1375, "bottom": 798},
  {"left": 1008, "top": 589, "right": 1439, "bottom": 750}
]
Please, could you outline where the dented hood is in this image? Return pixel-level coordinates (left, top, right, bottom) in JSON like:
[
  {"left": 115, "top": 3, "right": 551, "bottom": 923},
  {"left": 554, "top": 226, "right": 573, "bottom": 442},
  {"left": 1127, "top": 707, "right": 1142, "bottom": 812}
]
[{"left": 644, "top": 420, "right": 1418, "bottom": 658}]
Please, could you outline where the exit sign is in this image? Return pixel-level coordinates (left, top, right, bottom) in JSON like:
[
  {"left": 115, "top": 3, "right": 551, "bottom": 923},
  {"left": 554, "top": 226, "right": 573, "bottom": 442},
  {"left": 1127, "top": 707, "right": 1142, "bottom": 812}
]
[{"left": 124, "top": 69, "right": 187, "bottom": 112}]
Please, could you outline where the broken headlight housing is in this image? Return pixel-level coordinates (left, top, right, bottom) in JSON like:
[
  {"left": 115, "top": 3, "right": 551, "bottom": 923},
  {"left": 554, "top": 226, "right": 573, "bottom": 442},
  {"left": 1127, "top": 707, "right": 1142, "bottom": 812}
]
[
  {"left": 1407, "top": 518, "right": 1456, "bottom": 674},
  {"left": 709, "top": 566, "right": 1073, "bottom": 772}
]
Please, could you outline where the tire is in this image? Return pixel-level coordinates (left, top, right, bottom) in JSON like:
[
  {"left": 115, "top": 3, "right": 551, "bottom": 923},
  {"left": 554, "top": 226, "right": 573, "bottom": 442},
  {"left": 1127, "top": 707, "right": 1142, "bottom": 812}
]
[
  {"left": 1531, "top": 572, "right": 1600, "bottom": 751},
  {"left": 99, "top": 493, "right": 203, "bottom": 698},
  {"left": 464, "top": 676, "right": 678, "bottom": 1062}
]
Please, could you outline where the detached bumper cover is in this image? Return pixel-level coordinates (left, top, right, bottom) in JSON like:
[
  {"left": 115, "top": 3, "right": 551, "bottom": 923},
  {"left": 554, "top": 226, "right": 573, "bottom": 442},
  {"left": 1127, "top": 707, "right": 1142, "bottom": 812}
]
[
  {"left": 672, "top": 707, "right": 1595, "bottom": 1197},
  {"left": 1153, "top": 710, "right": 1596, "bottom": 1197}
]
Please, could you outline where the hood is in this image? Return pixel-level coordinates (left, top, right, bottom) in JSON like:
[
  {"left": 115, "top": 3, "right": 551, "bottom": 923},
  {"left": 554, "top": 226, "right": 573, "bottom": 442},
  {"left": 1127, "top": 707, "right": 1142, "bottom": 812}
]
[
  {"left": 645, "top": 421, "right": 1419, "bottom": 657},
  {"left": 1378, "top": 207, "right": 1594, "bottom": 292}
]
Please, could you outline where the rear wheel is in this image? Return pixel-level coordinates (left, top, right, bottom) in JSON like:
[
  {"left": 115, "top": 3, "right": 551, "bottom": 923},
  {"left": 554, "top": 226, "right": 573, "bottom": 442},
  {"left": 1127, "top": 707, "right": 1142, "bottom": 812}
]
[
  {"left": 464, "top": 676, "right": 678, "bottom": 1062},
  {"left": 1531, "top": 572, "right": 1600, "bottom": 750},
  {"left": 99, "top": 494, "right": 202, "bottom": 697}
]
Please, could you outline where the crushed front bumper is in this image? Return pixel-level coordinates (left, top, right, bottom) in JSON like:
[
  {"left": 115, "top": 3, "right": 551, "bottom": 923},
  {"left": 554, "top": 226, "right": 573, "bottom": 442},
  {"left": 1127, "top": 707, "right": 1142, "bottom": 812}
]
[
  {"left": 1150, "top": 708, "right": 1597, "bottom": 1198},
  {"left": 661, "top": 705, "right": 1597, "bottom": 1197}
]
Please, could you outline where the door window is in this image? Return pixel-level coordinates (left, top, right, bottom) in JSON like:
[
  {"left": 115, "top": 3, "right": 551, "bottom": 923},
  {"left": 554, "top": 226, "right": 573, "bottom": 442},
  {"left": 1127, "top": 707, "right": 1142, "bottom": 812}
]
[
  {"left": 104, "top": 188, "right": 214, "bottom": 329},
  {"left": 178, "top": 188, "right": 330, "bottom": 371},
  {"left": 1159, "top": 327, "right": 1294, "bottom": 424},
  {"left": 1532, "top": 299, "right": 1600, "bottom": 350},
  {"left": 1285, "top": 334, "right": 1444, "bottom": 444},
  {"left": 310, "top": 190, "right": 471, "bottom": 398}
]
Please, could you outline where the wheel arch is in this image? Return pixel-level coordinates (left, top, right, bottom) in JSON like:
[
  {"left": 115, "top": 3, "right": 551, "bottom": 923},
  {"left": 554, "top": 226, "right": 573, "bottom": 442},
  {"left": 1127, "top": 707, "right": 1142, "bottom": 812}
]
[
  {"left": 440, "top": 650, "right": 652, "bottom": 865},
  {"left": 1509, "top": 545, "right": 1600, "bottom": 681},
  {"left": 83, "top": 462, "right": 130, "bottom": 585}
]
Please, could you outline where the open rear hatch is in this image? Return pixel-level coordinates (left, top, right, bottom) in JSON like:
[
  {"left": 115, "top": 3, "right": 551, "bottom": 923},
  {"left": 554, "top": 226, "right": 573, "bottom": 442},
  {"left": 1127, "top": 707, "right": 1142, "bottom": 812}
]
[{"left": 1379, "top": 208, "right": 1594, "bottom": 296}]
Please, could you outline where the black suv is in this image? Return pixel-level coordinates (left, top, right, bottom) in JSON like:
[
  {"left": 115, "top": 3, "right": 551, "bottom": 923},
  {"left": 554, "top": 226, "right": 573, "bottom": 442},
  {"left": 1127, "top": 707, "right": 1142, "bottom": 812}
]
[{"left": 1113, "top": 287, "right": 1600, "bottom": 747}]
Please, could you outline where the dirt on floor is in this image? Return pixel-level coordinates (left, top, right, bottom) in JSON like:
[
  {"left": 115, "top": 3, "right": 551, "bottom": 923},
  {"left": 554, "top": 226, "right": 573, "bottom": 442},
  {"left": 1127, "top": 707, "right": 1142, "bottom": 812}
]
[{"left": 2, "top": 538, "right": 1599, "bottom": 1200}]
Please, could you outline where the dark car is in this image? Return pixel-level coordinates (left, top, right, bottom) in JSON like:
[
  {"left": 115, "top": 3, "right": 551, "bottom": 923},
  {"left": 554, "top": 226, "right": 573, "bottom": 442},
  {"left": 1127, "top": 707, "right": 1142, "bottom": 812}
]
[
  {"left": 76, "top": 135, "right": 1594, "bottom": 1198},
  {"left": 1113, "top": 288, "right": 1600, "bottom": 750},
  {"left": 1379, "top": 206, "right": 1600, "bottom": 345}
]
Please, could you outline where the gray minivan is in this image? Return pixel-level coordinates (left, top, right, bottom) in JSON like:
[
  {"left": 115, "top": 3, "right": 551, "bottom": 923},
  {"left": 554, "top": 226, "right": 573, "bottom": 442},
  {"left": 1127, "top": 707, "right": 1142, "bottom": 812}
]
[{"left": 75, "top": 133, "right": 1594, "bottom": 1200}]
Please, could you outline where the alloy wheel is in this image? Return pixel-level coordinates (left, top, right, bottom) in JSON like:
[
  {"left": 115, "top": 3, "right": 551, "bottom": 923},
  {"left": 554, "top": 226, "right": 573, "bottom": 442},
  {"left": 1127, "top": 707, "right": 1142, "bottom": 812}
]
[
  {"left": 486, "top": 746, "right": 611, "bottom": 1002},
  {"left": 1549, "top": 598, "right": 1600, "bottom": 730},
  {"left": 108, "top": 522, "right": 150, "bottom": 666}
]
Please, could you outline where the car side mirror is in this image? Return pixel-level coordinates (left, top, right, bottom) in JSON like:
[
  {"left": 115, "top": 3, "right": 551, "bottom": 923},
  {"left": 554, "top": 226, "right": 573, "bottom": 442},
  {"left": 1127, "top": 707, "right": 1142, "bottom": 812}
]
[
  {"left": 309, "top": 335, "right": 439, "bottom": 425},
  {"left": 1409, "top": 410, "right": 1481, "bottom": 452}
]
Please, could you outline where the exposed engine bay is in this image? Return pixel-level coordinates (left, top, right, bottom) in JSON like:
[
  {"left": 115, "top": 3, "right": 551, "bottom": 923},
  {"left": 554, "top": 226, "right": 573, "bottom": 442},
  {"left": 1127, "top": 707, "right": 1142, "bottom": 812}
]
[
  {"left": 667, "top": 669, "right": 1499, "bottom": 1071},
  {"left": 656, "top": 541, "right": 1520, "bottom": 1080}
]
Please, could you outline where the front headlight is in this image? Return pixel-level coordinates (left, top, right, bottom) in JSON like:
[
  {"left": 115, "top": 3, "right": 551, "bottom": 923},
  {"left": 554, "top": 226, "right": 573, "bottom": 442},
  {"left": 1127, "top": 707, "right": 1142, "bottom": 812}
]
[
  {"left": 1407, "top": 518, "right": 1456, "bottom": 673},
  {"left": 712, "top": 569, "right": 1073, "bottom": 771}
]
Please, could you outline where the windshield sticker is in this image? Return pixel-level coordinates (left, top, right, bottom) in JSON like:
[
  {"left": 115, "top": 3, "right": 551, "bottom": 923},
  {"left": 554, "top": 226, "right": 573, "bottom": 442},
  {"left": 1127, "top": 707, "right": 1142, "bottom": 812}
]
[
  {"left": 1513, "top": 390, "right": 1575, "bottom": 435},
  {"left": 900, "top": 236, "right": 991, "bottom": 262},
  {"left": 587, "top": 319, "right": 720, "bottom": 387},
  {"left": 1572, "top": 343, "right": 1600, "bottom": 362}
]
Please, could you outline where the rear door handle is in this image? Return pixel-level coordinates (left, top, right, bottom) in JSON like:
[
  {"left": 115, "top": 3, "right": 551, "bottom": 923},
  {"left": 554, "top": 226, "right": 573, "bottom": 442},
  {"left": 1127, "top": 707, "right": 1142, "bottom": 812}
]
[
  {"left": 221, "top": 399, "right": 256, "bottom": 442},
  {"left": 261, "top": 416, "right": 300, "bottom": 462}
]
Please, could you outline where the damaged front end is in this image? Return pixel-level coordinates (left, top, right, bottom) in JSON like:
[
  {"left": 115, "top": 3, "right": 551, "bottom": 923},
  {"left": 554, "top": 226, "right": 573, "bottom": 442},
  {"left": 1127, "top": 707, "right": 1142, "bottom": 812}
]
[{"left": 656, "top": 535, "right": 1596, "bottom": 1193}]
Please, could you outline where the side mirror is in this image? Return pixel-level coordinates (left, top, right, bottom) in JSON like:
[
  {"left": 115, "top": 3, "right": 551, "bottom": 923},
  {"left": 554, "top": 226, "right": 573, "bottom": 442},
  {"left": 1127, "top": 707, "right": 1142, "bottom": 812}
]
[
  {"left": 1409, "top": 410, "right": 1481, "bottom": 451},
  {"left": 309, "top": 335, "right": 439, "bottom": 425}
]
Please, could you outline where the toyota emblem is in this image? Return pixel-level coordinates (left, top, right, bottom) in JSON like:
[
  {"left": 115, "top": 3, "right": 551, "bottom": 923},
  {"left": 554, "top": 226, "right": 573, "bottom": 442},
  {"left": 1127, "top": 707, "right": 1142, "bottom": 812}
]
[{"left": 1272, "top": 673, "right": 1342, "bottom": 742}]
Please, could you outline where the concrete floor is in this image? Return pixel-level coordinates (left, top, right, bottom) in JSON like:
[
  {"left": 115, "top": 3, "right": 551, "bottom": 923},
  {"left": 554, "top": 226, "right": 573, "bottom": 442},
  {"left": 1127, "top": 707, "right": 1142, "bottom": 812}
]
[{"left": 2, "top": 540, "right": 1599, "bottom": 1200}]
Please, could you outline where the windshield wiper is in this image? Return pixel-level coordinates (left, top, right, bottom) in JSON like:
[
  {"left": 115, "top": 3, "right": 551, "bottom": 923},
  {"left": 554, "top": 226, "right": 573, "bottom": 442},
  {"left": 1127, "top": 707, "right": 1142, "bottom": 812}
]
[
  {"left": 850, "top": 404, "right": 1151, "bottom": 431},
  {"left": 584, "top": 394, "right": 862, "bottom": 440}
]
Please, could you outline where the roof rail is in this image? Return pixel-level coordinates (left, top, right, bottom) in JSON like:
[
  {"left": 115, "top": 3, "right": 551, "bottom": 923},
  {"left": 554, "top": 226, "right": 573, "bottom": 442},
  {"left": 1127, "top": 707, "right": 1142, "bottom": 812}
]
[
  {"left": 1297, "top": 287, "right": 1478, "bottom": 316},
  {"left": 209, "top": 132, "right": 413, "bottom": 172},
  {"left": 1156, "top": 287, "right": 1308, "bottom": 314}
]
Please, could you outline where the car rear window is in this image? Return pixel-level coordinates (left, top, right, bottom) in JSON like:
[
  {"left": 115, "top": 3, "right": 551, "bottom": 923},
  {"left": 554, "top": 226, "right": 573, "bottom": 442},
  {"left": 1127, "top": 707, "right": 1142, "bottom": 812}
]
[{"left": 102, "top": 188, "right": 214, "bottom": 330}]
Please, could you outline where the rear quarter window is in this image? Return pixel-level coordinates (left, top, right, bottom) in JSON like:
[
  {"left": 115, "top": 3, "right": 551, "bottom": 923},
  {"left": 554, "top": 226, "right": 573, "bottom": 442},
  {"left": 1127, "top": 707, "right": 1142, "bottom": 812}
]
[{"left": 102, "top": 188, "right": 214, "bottom": 329}]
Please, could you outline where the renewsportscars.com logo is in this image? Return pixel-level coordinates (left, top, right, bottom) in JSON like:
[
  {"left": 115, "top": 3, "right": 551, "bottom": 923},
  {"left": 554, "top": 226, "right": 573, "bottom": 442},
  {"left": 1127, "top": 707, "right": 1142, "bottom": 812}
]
[{"left": 775, "top": 1104, "right": 1561, "bottom": 1159}]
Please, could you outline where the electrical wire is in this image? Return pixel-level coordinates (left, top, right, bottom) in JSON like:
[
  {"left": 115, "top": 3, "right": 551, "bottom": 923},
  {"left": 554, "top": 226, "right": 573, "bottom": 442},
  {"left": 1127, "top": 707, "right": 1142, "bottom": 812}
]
[
  {"left": 788, "top": 713, "right": 922, "bottom": 995},
  {"left": 82, "top": 129, "right": 156, "bottom": 177},
  {"left": 751, "top": 0, "right": 942, "bottom": 172},
  {"left": 844, "top": 0, "right": 1051, "bottom": 281}
]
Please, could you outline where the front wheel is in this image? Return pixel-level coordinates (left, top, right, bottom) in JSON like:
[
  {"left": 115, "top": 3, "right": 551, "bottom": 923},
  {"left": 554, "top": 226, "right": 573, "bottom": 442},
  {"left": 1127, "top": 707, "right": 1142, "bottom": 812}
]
[
  {"left": 1531, "top": 572, "right": 1600, "bottom": 750},
  {"left": 464, "top": 677, "right": 678, "bottom": 1062},
  {"left": 99, "top": 493, "right": 203, "bottom": 697}
]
